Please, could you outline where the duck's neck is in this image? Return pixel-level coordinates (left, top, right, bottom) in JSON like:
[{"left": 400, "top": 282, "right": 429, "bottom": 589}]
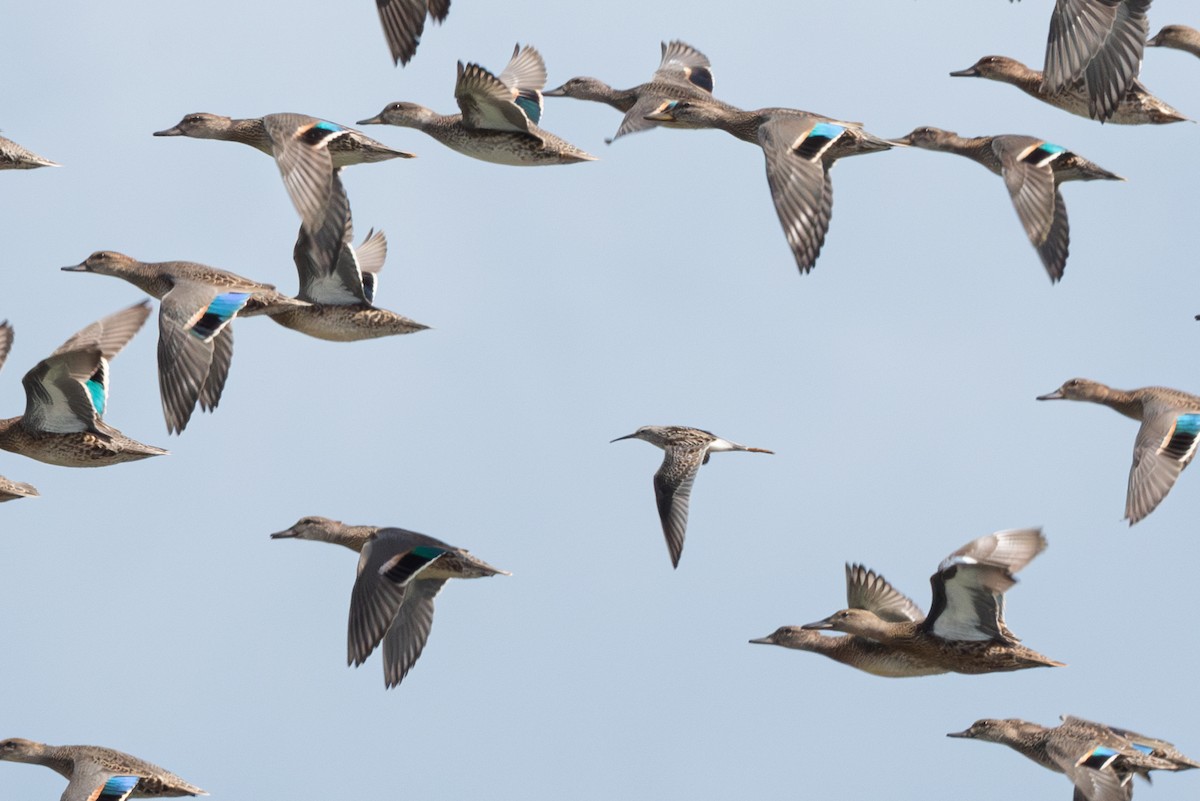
[
  {"left": 1089, "top": 386, "right": 1143, "bottom": 420},
  {"left": 323, "top": 525, "right": 379, "bottom": 553},
  {"left": 14, "top": 745, "right": 74, "bottom": 779},
  {"left": 0, "top": 417, "right": 23, "bottom": 447},
  {"left": 1171, "top": 31, "right": 1200, "bottom": 57},
  {"left": 998, "top": 65, "right": 1047, "bottom": 98},
  {"left": 596, "top": 84, "right": 638, "bottom": 112},
  {"left": 228, "top": 118, "right": 274, "bottom": 155},
  {"left": 102, "top": 262, "right": 171, "bottom": 299},
  {"left": 710, "top": 107, "right": 771, "bottom": 144}
]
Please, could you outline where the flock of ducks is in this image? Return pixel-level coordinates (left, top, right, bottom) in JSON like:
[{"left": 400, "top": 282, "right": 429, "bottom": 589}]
[{"left": 2, "top": 2, "right": 1200, "bottom": 800}]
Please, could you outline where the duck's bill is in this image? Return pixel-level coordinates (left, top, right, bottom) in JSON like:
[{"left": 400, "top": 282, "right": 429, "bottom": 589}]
[
  {"left": 800, "top": 617, "right": 835, "bottom": 631},
  {"left": 269, "top": 529, "right": 299, "bottom": 539},
  {"left": 748, "top": 636, "right": 774, "bottom": 645},
  {"left": 948, "top": 66, "right": 980, "bottom": 77},
  {"left": 543, "top": 85, "right": 568, "bottom": 97},
  {"left": 60, "top": 262, "right": 87, "bottom": 272},
  {"left": 356, "top": 115, "right": 383, "bottom": 126},
  {"left": 1035, "top": 390, "right": 1065, "bottom": 401},
  {"left": 152, "top": 126, "right": 184, "bottom": 136}
]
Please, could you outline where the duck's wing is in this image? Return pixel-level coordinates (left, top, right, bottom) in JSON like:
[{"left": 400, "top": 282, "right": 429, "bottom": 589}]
[
  {"left": 291, "top": 185, "right": 369, "bottom": 306},
  {"left": 1044, "top": 0, "right": 1151, "bottom": 121},
  {"left": 262, "top": 114, "right": 347, "bottom": 271},
  {"left": 923, "top": 528, "right": 1046, "bottom": 641},
  {"left": 381, "top": 578, "right": 447, "bottom": 687},
  {"left": 994, "top": 137, "right": 1070, "bottom": 282},
  {"left": 652, "top": 444, "right": 707, "bottom": 568},
  {"left": 376, "top": 0, "right": 449, "bottom": 66},
  {"left": 1126, "top": 405, "right": 1200, "bottom": 524},
  {"left": 20, "top": 302, "right": 151, "bottom": 434},
  {"left": 61, "top": 769, "right": 140, "bottom": 801},
  {"left": 1045, "top": 738, "right": 1134, "bottom": 801},
  {"left": 0, "top": 477, "right": 38, "bottom": 501},
  {"left": 756, "top": 116, "right": 836, "bottom": 274},
  {"left": 355, "top": 229, "right": 388, "bottom": 304},
  {"left": 0, "top": 321, "right": 12, "bottom": 372},
  {"left": 497, "top": 44, "right": 547, "bottom": 124},
  {"left": 198, "top": 326, "right": 233, "bottom": 414},
  {"left": 653, "top": 40, "right": 714, "bottom": 92},
  {"left": 157, "top": 281, "right": 251, "bottom": 434},
  {"left": 844, "top": 563, "right": 925, "bottom": 622},
  {"left": 348, "top": 529, "right": 450, "bottom": 675},
  {"left": 455, "top": 60, "right": 538, "bottom": 134}
]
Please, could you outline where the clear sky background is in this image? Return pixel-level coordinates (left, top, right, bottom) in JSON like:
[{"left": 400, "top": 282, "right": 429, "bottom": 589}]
[{"left": 2, "top": 1, "right": 1199, "bottom": 799}]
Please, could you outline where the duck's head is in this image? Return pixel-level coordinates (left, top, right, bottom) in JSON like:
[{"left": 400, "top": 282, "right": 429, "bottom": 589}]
[
  {"left": 888, "top": 126, "right": 957, "bottom": 150},
  {"left": 153, "top": 112, "right": 233, "bottom": 139},
  {"left": 947, "top": 718, "right": 1037, "bottom": 744},
  {"left": 802, "top": 608, "right": 888, "bottom": 637},
  {"left": 1148, "top": 25, "right": 1194, "bottom": 49},
  {"left": 643, "top": 99, "right": 723, "bottom": 128},
  {"left": 61, "top": 251, "right": 137, "bottom": 276},
  {"left": 544, "top": 77, "right": 612, "bottom": 101},
  {"left": 950, "top": 55, "right": 1029, "bottom": 82},
  {"left": 1036, "top": 378, "right": 1106, "bottom": 402},
  {"left": 358, "top": 103, "right": 435, "bottom": 129},
  {"left": 750, "top": 626, "right": 829, "bottom": 649},
  {"left": 0, "top": 739, "right": 44, "bottom": 763},
  {"left": 270, "top": 515, "right": 343, "bottom": 541}
]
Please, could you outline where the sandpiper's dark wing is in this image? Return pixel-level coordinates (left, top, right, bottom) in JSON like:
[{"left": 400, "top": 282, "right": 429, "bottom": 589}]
[
  {"left": 922, "top": 528, "right": 1046, "bottom": 641},
  {"left": 653, "top": 444, "right": 708, "bottom": 568}
]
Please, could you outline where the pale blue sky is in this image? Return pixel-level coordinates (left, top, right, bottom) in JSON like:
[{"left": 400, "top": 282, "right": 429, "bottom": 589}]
[{"left": 2, "top": 1, "right": 1198, "bottom": 799}]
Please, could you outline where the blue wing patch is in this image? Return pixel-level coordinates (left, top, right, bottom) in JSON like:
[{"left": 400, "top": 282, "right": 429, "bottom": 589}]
[
  {"left": 86, "top": 377, "right": 106, "bottom": 417},
  {"left": 514, "top": 90, "right": 543, "bottom": 125},
  {"left": 190, "top": 292, "right": 250, "bottom": 341},
  {"left": 794, "top": 123, "right": 844, "bottom": 161},
  {"left": 95, "top": 775, "right": 139, "bottom": 801},
  {"left": 1162, "top": 413, "right": 1200, "bottom": 461},
  {"left": 380, "top": 546, "right": 447, "bottom": 585},
  {"left": 1079, "top": 745, "right": 1120, "bottom": 770}
]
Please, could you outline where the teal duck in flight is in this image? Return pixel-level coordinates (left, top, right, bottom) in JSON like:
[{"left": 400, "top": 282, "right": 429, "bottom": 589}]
[
  {"left": 359, "top": 44, "right": 595, "bottom": 165},
  {"left": 950, "top": 55, "right": 1188, "bottom": 124},
  {"left": 787, "top": 528, "right": 1064, "bottom": 675},
  {"left": 0, "top": 738, "right": 207, "bottom": 800},
  {"left": 644, "top": 98, "right": 894, "bottom": 275},
  {"left": 154, "top": 112, "right": 412, "bottom": 270},
  {"left": 0, "top": 302, "right": 167, "bottom": 469},
  {"left": 1012, "top": 0, "right": 1155, "bottom": 121},
  {"left": 545, "top": 40, "right": 725, "bottom": 143},
  {"left": 948, "top": 716, "right": 1197, "bottom": 801},
  {"left": 891, "top": 126, "right": 1121, "bottom": 282},
  {"left": 1038, "top": 379, "right": 1200, "bottom": 524},
  {"left": 62, "top": 252, "right": 307, "bottom": 434},
  {"left": 271, "top": 516, "right": 509, "bottom": 688}
]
